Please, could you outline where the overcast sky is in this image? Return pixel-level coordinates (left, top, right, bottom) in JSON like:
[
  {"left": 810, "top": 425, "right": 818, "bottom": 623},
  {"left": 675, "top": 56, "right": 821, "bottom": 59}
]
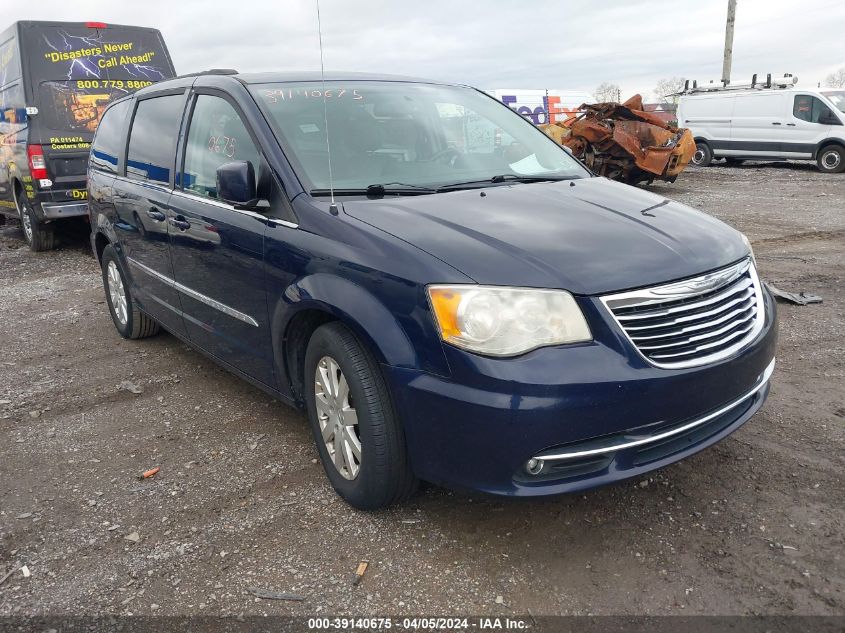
[{"left": 6, "top": 0, "right": 844, "bottom": 99}]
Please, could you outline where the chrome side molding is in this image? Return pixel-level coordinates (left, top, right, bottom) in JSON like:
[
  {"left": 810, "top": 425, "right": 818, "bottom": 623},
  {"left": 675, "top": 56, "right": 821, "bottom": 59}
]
[{"left": 127, "top": 257, "right": 259, "bottom": 327}]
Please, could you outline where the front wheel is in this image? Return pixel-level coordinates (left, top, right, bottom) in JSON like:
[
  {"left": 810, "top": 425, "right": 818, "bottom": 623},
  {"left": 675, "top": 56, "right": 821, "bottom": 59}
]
[
  {"left": 304, "top": 322, "right": 417, "bottom": 510},
  {"left": 691, "top": 142, "right": 713, "bottom": 167},
  {"left": 817, "top": 145, "right": 845, "bottom": 174},
  {"left": 17, "top": 196, "right": 55, "bottom": 251},
  {"left": 100, "top": 244, "right": 160, "bottom": 339}
]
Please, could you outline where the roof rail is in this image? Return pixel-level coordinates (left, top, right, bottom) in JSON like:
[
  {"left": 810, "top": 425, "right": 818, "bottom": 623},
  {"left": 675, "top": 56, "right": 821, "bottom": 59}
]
[
  {"left": 176, "top": 68, "right": 240, "bottom": 79},
  {"left": 680, "top": 73, "right": 797, "bottom": 95}
]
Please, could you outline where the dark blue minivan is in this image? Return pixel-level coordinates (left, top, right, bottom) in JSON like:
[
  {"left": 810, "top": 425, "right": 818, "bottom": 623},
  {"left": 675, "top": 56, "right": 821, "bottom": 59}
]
[{"left": 88, "top": 71, "right": 777, "bottom": 509}]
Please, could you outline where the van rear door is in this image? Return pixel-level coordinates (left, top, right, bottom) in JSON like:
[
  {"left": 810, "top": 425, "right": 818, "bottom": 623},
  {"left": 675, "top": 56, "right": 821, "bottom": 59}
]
[
  {"left": 19, "top": 22, "right": 175, "bottom": 201},
  {"left": 678, "top": 93, "right": 734, "bottom": 149}
]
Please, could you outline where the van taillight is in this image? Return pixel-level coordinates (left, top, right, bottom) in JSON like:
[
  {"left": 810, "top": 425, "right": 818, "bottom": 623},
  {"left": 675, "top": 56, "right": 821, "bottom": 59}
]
[{"left": 27, "top": 145, "right": 48, "bottom": 180}]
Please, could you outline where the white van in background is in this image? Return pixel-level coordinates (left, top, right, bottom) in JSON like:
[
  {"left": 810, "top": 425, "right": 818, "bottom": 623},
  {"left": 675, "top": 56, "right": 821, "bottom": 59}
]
[
  {"left": 487, "top": 89, "right": 592, "bottom": 125},
  {"left": 678, "top": 85, "right": 845, "bottom": 173}
]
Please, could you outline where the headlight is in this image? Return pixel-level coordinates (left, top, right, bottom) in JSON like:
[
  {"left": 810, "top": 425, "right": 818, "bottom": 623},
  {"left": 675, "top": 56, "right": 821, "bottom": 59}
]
[
  {"left": 740, "top": 233, "right": 756, "bottom": 267},
  {"left": 427, "top": 285, "right": 592, "bottom": 356}
]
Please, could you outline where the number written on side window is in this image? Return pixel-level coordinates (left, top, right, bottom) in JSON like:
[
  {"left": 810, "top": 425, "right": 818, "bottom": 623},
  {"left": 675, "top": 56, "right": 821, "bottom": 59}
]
[{"left": 181, "top": 95, "right": 261, "bottom": 200}]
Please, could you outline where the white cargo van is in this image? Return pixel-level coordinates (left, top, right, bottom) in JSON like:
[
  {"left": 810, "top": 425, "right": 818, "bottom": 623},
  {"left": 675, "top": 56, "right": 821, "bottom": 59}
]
[{"left": 678, "top": 85, "right": 845, "bottom": 173}]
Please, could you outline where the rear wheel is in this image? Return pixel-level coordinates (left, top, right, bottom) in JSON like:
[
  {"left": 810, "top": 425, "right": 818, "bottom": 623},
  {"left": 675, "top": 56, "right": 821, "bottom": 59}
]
[
  {"left": 17, "top": 194, "right": 55, "bottom": 251},
  {"left": 101, "top": 245, "right": 160, "bottom": 339},
  {"left": 304, "top": 322, "right": 417, "bottom": 510},
  {"left": 817, "top": 145, "right": 845, "bottom": 174},
  {"left": 691, "top": 142, "right": 713, "bottom": 167}
]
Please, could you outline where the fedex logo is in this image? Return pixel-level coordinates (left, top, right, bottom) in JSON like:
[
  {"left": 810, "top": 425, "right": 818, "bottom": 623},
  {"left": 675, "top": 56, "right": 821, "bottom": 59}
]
[{"left": 500, "top": 95, "right": 579, "bottom": 125}]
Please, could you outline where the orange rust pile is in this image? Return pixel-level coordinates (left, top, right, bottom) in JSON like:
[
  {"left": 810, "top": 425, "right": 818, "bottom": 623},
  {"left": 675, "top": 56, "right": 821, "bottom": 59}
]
[{"left": 539, "top": 94, "right": 695, "bottom": 184}]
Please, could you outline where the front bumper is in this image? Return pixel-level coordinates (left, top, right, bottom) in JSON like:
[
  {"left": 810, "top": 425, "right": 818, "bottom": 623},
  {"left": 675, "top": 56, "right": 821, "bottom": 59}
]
[{"left": 385, "top": 289, "right": 777, "bottom": 496}]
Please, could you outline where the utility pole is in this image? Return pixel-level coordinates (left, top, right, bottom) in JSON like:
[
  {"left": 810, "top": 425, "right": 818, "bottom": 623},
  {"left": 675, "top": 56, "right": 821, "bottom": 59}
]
[{"left": 722, "top": 0, "right": 737, "bottom": 85}]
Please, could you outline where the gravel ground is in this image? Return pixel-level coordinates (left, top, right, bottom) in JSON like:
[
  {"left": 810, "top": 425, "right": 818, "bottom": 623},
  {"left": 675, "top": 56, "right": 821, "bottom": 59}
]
[{"left": 0, "top": 162, "right": 842, "bottom": 618}]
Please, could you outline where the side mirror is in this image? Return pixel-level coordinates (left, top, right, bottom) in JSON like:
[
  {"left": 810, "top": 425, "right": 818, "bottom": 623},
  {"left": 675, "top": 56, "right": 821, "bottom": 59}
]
[{"left": 216, "top": 161, "right": 256, "bottom": 206}]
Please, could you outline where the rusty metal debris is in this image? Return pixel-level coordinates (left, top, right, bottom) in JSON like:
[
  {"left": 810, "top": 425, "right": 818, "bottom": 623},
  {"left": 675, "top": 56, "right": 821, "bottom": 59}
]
[{"left": 540, "top": 95, "right": 695, "bottom": 184}]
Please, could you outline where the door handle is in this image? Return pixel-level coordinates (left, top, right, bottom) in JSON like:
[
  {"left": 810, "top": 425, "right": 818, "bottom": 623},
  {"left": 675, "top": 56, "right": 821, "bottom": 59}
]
[
  {"left": 146, "top": 207, "right": 166, "bottom": 221},
  {"left": 771, "top": 122, "right": 782, "bottom": 125},
  {"left": 169, "top": 216, "right": 191, "bottom": 231},
  {"left": 786, "top": 123, "right": 796, "bottom": 127}
]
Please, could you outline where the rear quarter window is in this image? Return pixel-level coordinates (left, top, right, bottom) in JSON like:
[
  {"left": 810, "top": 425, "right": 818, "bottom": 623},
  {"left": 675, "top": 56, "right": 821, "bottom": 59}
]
[
  {"left": 90, "top": 100, "right": 130, "bottom": 174},
  {"left": 126, "top": 94, "right": 184, "bottom": 185}
]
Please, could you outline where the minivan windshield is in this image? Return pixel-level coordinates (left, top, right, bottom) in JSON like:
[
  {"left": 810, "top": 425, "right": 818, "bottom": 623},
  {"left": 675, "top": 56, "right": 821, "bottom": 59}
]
[
  {"left": 250, "top": 81, "right": 590, "bottom": 192},
  {"left": 822, "top": 91, "right": 845, "bottom": 114}
]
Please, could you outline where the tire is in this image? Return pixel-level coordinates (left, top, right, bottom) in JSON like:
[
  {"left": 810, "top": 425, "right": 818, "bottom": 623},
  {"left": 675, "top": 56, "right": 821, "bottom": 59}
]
[
  {"left": 691, "top": 142, "right": 713, "bottom": 167},
  {"left": 17, "top": 194, "right": 55, "bottom": 251},
  {"left": 304, "top": 322, "right": 417, "bottom": 510},
  {"left": 817, "top": 145, "right": 845, "bottom": 174},
  {"left": 100, "top": 244, "right": 160, "bottom": 339}
]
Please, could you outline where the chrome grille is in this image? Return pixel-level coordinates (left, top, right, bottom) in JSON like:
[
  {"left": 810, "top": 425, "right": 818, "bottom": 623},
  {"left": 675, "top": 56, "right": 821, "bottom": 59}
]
[{"left": 601, "top": 259, "right": 764, "bottom": 369}]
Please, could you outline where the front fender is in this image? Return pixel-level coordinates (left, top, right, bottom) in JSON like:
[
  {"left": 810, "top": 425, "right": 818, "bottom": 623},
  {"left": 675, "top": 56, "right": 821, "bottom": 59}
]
[{"left": 270, "top": 272, "right": 451, "bottom": 397}]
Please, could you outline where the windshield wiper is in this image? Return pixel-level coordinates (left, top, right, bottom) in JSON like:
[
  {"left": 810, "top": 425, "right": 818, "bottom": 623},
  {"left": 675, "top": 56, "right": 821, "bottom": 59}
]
[
  {"left": 310, "top": 182, "right": 437, "bottom": 198},
  {"left": 437, "top": 174, "right": 581, "bottom": 191},
  {"left": 365, "top": 182, "right": 438, "bottom": 196}
]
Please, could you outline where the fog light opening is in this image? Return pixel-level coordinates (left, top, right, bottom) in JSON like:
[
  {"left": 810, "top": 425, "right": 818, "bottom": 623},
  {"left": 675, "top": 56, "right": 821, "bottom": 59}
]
[{"left": 525, "top": 458, "right": 545, "bottom": 476}]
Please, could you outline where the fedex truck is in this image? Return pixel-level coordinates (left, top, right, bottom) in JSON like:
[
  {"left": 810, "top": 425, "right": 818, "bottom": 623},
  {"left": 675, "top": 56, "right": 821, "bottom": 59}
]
[{"left": 487, "top": 89, "right": 592, "bottom": 125}]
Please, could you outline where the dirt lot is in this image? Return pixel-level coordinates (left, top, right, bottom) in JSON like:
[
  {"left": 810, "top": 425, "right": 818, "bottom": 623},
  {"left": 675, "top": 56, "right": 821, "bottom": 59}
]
[{"left": 0, "top": 163, "right": 843, "bottom": 619}]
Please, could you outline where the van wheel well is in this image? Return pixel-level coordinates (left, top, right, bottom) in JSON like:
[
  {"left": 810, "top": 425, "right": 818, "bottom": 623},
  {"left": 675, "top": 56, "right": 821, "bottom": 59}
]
[
  {"left": 12, "top": 179, "right": 24, "bottom": 210},
  {"left": 284, "top": 310, "right": 338, "bottom": 405},
  {"left": 94, "top": 232, "right": 110, "bottom": 263},
  {"left": 818, "top": 140, "right": 845, "bottom": 156}
]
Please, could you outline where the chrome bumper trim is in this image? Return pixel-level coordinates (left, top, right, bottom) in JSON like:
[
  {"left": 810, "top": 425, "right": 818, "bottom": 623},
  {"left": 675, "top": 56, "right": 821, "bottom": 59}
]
[
  {"left": 534, "top": 357, "right": 775, "bottom": 462},
  {"left": 40, "top": 201, "right": 88, "bottom": 219}
]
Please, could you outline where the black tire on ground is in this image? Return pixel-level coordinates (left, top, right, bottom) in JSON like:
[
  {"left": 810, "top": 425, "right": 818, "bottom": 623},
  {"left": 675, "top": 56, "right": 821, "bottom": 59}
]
[
  {"left": 691, "top": 142, "right": 713, "bottom": 167},
  {"left": 817, "top": 145, "right": 845, "bottom": 174},
  {"left": 17, "top": 194, "right": 55, "bottom": 251},
  {"left": 724, "top": 158, "right": 745, "bottom": 166},
  {"left": 304, "top": 322, "right": 418, "bottom": 510},
  {"left": 100, "top": 244, "right": 160, "bottom": 339}
]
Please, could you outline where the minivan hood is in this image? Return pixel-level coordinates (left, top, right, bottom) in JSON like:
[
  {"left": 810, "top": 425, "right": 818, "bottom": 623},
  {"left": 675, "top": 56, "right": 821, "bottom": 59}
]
[{"left": 342, "top": 177, "right": 748, "bottom": 295}]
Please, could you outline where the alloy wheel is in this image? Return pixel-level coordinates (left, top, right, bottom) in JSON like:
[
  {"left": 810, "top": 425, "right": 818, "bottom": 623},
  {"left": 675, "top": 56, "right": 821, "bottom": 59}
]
[
  {"left": 314, "top": 356, "right": 361, "bottom": 480},
  {"left": 107, "top": 261, "right": 128, "bottom": 326}
]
